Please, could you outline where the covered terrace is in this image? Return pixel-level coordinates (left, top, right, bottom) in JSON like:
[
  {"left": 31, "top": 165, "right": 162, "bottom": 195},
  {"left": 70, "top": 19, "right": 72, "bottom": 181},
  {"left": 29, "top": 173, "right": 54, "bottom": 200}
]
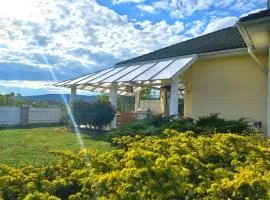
[{"left": 55, "top": 55, "right": 198, "bottom": 128}]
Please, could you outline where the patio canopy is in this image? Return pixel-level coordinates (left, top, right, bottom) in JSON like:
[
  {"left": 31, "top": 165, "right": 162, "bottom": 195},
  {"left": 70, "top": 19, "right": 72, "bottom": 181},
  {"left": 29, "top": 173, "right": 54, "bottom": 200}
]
[{"left": 55, "top": 55, "right": 198, "bottom": 95}]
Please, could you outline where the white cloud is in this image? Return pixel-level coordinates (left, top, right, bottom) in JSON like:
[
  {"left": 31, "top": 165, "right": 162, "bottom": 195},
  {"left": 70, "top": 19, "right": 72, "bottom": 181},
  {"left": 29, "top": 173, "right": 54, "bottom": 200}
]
[
  {"left": 203, "top": 16, "right": 237, "bottom": 34},
  {"left": 231, "top": 0, "right": 260, "bottom": 12},
  {"left": 0, "top": 80, "right": 56, "bottom": 90},
  {"left": 215, "top": 0, "right": 235, "bottom": 8},
  {"left": 186, "top": 20, "right": 205, "bottom": 37},
  {"left": 137, "top": 20, "right": 184, "bottom": 34},
  {"left": 112, "top": 0, "right": 145, "bottom": 4},
  {"left": 130, "top": 0, "right": 266, "bottom": 20},
  {"left": 137, "top": 5, "right": 156, "bottom": 14},
  {"left": 143, "top": 0, "right": 216, "bottom": 18},
  {"left": 167, "top": 21, "right": 185, "bottom": 34},
  {"left": 0, "top": 0, "right": 189, "bottom": 72},
  {"left": 0, "top": 80, "right": 91, "bottom": 95},
  {"left": 170, "top": 10, "right": 184, "bottom": 19},
  {"left": 0, "top": 0, "right": 43, "bottom": 22}
]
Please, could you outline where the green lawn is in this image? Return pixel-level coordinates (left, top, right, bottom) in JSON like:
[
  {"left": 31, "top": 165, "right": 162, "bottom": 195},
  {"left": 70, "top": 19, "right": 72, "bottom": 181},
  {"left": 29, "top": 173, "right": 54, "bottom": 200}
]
[{"left": 0, "top": 126, "right": 114, "bottom": 167}]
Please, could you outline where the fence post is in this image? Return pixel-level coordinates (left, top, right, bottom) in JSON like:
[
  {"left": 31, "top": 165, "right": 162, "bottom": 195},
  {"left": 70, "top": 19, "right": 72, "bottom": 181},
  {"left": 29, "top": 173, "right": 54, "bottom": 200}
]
[{"left": 20, "top": 107, "right": 29, "bottom": 126}]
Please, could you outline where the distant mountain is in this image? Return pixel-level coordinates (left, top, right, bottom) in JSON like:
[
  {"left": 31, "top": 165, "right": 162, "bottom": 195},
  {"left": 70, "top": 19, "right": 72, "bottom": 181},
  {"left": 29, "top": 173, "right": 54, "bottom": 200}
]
[{"left": 19, "top": 94, "right": 97, "bottom": 103}]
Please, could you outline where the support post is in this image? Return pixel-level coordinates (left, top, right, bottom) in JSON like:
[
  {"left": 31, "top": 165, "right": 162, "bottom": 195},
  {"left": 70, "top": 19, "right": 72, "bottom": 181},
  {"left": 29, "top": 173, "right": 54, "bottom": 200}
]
[
  {"left": 160, "top": 87, "right": 168, "bottom": 116},
  {"left": 70, "top": 85, "right": 77, "bottom": 107},
  {"left": 110, "top": 82, "right": 118, "bottom": 129},
  {"left": 134, "top": 92, "right": 140, "bottom": 112},
  {"left": 169, "top": 76, "right": 179, "bottom": 117},
  {"left": 20, "top": 107, "right": 29, "bottom": 126},
  {"left": 69, "top": 85, "right": 77, "bottom": 128},
  {"left": 266, "top": 41, "right": 270, "bottom": 138}
]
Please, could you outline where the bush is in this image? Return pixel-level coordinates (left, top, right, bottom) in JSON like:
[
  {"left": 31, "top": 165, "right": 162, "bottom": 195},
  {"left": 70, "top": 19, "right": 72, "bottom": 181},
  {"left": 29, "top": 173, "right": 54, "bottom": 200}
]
[
  {"left": 196, "top": 113, "right": 251, "bottom": 134},
  {"left": 107, "top": 113, "right": 253, "bottom": 140},
  {"left": 73, "top": 101, "right": 115, "bottom": 129},
  {"left": 107, "top": 114, "right": 169, "bottom": 140},
  {"left": 0, "top": 132, "right": 269, "bottom": 199}
]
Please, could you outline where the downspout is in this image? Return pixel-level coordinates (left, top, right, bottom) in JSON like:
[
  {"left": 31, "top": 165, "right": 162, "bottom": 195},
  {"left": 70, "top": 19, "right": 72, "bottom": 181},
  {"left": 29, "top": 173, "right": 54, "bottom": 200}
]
[
  {"left": 236, "top": 21, "right": 269, "bottom": 137},
  {"left": 248, "top": 48, "right": 267, "bottom": 73},
  {"left": 236, "top": 22, "right": 267, "bottom": 73}
]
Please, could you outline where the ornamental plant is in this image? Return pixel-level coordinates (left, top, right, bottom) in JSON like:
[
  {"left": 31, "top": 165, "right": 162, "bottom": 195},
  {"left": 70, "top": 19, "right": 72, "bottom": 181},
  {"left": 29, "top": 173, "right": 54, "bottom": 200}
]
[
  {"left": 72, "top": 101, "right": 115, "bottom": 129},
  {"left": 0, "top": 131, "right": 269, "bottom": 199},
  {"left": 107, "top": 113, "right": 253, "bottom": 141}
]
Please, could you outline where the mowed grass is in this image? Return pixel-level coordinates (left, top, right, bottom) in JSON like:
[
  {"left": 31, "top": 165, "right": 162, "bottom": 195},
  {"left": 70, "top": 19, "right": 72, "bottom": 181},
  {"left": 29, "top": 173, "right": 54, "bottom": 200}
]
[{"left": 0, "top": 126, "right": 115, "bottom": 167}]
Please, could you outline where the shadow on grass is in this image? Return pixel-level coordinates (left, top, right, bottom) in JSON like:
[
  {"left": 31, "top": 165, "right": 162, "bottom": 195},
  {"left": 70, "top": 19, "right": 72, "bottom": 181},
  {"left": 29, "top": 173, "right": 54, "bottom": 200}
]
[
  {"left": 69, "top": 127, "right": 111, "bottom": 142},
  {"left": 0, "top": 124, "right": 114, "bottom": 143},
  {"left": 0, "top": 123, "right": 66, "bottom": 130}
]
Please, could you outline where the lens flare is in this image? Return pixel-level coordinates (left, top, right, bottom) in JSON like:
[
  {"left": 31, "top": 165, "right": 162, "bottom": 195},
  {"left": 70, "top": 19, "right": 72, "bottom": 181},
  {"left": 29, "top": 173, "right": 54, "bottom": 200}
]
[
  {"left": 23, "top": 2, "right": 88, "bottom": 161},
  {"left": 36, "top": 54, "right": 86, "bottom": 151}
]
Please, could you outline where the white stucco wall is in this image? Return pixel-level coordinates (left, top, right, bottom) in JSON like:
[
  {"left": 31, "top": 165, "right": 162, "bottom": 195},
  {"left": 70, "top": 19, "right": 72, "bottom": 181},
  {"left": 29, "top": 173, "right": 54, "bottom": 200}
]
[
  {"left": 182, "top": 53, "right": 268, "bottom": 126},
  {"left": 139, "top": 99, "right": 162, "bottom": 114}
]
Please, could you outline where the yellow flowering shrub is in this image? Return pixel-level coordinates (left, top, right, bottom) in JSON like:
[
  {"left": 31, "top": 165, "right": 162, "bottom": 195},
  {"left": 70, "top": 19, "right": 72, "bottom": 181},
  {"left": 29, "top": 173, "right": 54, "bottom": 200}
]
[{"left": 0, "top": 131, "right": 270, "bottom": 199}]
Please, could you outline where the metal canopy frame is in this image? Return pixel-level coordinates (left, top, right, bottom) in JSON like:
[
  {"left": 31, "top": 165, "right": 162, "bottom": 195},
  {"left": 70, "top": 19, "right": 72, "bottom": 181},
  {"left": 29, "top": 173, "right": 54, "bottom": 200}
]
[{"left": 55, "top": 55, "right": 198, "bottom": 95}]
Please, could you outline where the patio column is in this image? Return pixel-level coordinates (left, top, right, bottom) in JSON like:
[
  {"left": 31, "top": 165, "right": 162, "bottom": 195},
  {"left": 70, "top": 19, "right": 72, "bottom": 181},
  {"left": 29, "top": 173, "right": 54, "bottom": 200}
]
[
  {"left": 169, "top": 76, "right": 179, "bottom": 117},
  {"left": 134, "top": 92, "right": 140, "bottom": 112},
  {"left": 110, "top": 82, "right": 118, "bottom": 129},
  {"left": 267, "top": 41, "right": 270, "bottom": 138},
  {"left": 70, "top": 85, "right": 77, "bottom": 106}
]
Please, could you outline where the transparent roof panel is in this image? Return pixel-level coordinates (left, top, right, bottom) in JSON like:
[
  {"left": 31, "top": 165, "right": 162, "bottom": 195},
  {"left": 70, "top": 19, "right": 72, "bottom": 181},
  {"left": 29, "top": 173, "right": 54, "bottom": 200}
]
[
  {"left": 117, "top": 62, "right": 157, "bottom": 82},
  {"left": 133, "top": 59, "right": 174, "bottom": 81},
  {"left": 83, "top": 86, "right": 95, "bottom": 91},
  {"left": 76, "top": 84, "right": 86, "bottom": 89},
  {"left": 90, "top": 67, "right": 126, "bottom": 83},
  {"left": 56, "top": 55, "right": 198, "bottom": 91},
  {"left": 55, "top": 79, "right": 73, "bottom": 86},
  {"left": 101, "top": 83, "right": 111, "bottom": 87},
  {"left": 152, "top": 56, "right": 196, "bottom": 80},
  {"left": 77, "top": 68, "right": 114, "bottom": 84},
  {"left": 64, "top": 73, "right": 95, "bottom": 85},
  {"left": 101, "top": 65, "right": 140, "bottom": 83}
]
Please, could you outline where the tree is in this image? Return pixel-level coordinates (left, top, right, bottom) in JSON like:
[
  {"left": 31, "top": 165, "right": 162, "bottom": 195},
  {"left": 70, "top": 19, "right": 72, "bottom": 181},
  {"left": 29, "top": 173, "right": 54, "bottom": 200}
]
[
  {"left": 0, "top": 93, "right": 63, "bottom": 107},
  {"left": 0, "top": 93, "right": 17, "bottom": 106},
  {"left": 73, "top": 101, "right": 115, "bottom": 129}
]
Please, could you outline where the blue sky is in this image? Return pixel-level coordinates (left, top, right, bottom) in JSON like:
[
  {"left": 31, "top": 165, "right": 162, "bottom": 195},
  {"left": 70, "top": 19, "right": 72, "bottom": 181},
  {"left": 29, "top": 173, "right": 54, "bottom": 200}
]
[{"left": 0, "top": 0, "right": 266, "bottom": 96}]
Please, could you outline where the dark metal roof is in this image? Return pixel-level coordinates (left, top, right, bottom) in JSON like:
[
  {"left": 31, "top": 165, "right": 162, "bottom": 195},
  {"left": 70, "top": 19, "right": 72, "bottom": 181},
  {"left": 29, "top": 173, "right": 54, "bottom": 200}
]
[
  {"left": 239, "top": 9, "right": 270, "bottom": 22},
  {"left": 117, "top": 26, "right": 246, "bottom": 65}
]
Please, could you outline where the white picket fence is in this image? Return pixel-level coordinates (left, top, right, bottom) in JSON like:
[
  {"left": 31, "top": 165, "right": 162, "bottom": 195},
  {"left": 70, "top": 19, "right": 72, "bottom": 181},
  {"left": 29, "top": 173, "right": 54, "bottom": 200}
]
[
  {"left": 29, "top": 107, "right": 62, "bottom": 124},
  {"left": 0, "top": 106, "right": 62, "bottom": 127},
  {"left": 0, "top": 106, "right": 21, "bottom": 126}
]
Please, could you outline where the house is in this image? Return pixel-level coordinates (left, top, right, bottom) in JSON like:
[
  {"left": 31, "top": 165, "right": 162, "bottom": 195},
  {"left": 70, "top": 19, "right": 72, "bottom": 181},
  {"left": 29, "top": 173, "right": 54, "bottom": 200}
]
[{"left": 55, "top": 4, "right": 270, "bottom": 137}]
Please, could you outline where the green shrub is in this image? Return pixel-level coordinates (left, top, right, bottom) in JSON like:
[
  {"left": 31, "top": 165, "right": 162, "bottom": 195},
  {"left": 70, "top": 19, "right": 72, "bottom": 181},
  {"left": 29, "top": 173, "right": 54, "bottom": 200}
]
[
  {"left": 0, "top": 132, "right": 269, "bottom": 199},
  {"left": 73, "top": 101, "right": 115, "bottom": 129},
  {"left": 108, "top": 113, "right": 253, "bottom": 140},
  {"left": 196, "top": 113, "right": 251, "bottom": 134},
  {"left": 106, "top": 114, "right": 167, "bottom": 140}
]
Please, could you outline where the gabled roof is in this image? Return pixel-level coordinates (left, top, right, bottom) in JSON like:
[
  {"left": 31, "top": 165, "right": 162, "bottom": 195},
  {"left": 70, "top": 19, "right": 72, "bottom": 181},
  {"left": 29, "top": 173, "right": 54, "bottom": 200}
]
[
  {"left": 239, "top": 9, "right": 270, "bottom": 22},
  {"left": 117, "top": 26, "right": 246, "bottom": 66}
]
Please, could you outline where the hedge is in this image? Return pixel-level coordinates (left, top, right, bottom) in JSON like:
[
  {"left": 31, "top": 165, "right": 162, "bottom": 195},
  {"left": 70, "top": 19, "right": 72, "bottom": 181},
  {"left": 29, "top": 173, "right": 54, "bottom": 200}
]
[{"left": 0, "top": 131, "right": 269, "bottom": 199}]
